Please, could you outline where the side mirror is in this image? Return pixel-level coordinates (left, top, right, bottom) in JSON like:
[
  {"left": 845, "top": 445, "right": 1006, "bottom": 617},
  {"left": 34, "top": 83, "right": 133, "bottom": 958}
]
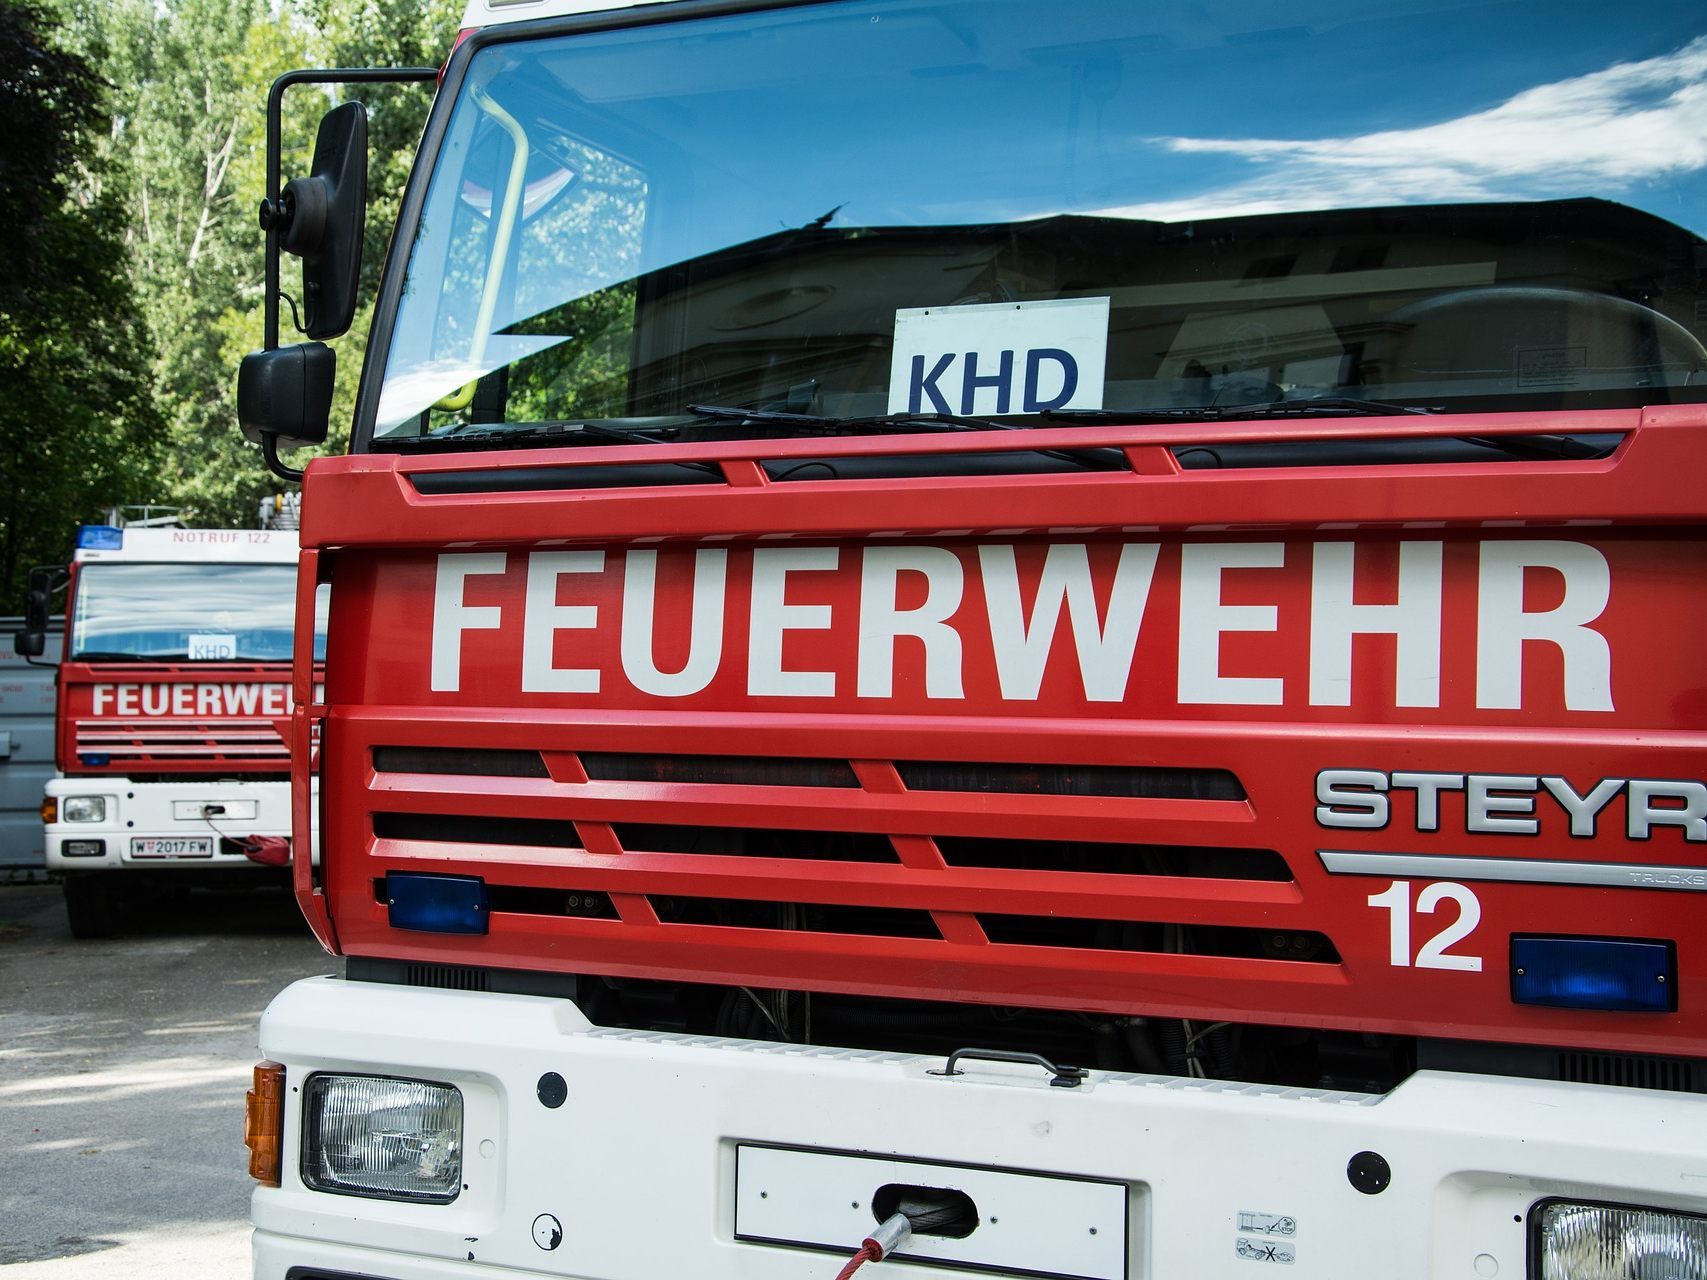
[
  {"left": 238, "top": 343, "right": 336, "bottom": 449},
  {"left": 264, "top": 101, "right": 368, "bottom": 340},
  {"left": 13, "top": 566, "right": 61, "bottom": 658}
]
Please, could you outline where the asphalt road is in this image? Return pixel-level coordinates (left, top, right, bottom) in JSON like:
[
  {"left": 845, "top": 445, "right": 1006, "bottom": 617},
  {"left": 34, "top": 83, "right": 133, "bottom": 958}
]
[{"left": 0, "top": 881, "right": 331, "bottom": 1276}]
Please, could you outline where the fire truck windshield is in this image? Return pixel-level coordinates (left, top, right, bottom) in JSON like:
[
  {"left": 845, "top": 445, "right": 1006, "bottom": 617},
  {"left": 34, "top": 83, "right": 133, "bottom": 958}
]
[
  {"left": 367, "top": 0, "right": 1707, "bottom": 447},
  {"left": 69, "top": 564, "right": 326, "bottom": 663}
]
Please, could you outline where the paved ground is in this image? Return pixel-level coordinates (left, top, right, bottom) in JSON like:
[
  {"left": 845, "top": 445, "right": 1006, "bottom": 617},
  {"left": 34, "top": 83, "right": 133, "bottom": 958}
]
[{"left": 0, "top": 881, "right": 330, "bottom": 1276}]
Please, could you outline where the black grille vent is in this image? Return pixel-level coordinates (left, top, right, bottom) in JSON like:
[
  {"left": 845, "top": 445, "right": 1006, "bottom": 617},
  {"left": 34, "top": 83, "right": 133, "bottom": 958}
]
[
  {"left": 1559, "top": 1052, "right": 1702, "bottom": 1093},
  {"left": 583, "top": 753, "right": 859, "bottom": 788},
  {"left": 611, "top": 823, "right": 897, "bottom": 862},
  {"left": 936, "top": 837, "right": 1290, "bottom": 881},
  {"left": 896, "top": 760, "right": 1245, "bottom": 800},
  {"left": 407, "top": 462, "right": 723, "bottom": 494},
  {"left": 650, "top": 896, "right": 939, "bottom": 939},
  {"left": 404, "top": 964, "right": 490, "bottom": 992},
  {"left": 978, "top": 914, "right": 1338, "bottom": 962},
  {"left": 374, "top": 747, "right": 550, "bottom": 778},
  {"left": 376, "top": 812, "right": 582, "bottom": 848}
]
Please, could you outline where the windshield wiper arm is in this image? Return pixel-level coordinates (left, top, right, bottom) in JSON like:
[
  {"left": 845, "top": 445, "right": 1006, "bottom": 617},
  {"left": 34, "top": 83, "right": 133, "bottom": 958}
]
[
  {"left": 688, "top": 405, "right": 1004, "bottom": 434},
  {"left": 684, "top": 405, "right": 1125, "bottom": 469},
  {"left": 1047, "top": 397, "right": 1441, "bottom": 424},
  {"left": 1457, "top": 433, "right": 1613, "bottom": 460},
  {"left": 393, "top": 420, "right": 726, "bottom": 476},
  {"left": 396, "top": 420, "right": 675, "bottom": 449},
  {"left": 1045, "top": 400, "right": 1614, "bottom": 461}
]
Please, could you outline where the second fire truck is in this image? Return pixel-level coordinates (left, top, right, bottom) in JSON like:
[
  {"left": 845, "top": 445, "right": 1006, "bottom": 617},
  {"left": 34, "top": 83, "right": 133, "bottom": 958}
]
[{"left": 16, "top": 524, "right": 323, "bottom": 936}]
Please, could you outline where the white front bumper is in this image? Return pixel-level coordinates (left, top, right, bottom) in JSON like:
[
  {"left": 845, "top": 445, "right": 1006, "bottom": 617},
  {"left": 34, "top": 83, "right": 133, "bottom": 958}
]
[
  {"left": 44, "top": 775, "right": 307, "bottom": 871},
  {"left": 254, "top": 977, "right": 1707, "bottom": 1280}
]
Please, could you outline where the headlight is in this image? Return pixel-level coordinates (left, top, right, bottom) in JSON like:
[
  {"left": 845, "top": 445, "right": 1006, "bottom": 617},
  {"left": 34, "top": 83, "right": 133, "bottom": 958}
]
[
  {"left": 61, "top": 797, "right": 106, "bottom": 823},
  {"left": 1535, "top": 1200, "right": 1707, "bottom": 1279},
  {"left": 301, "top": 1074, "right": 462, "bottom": 1202}
]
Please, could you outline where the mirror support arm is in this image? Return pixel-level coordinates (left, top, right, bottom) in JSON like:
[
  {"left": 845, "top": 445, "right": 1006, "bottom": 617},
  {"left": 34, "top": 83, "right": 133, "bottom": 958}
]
[
  {"left": 261, "top": 434, "right": 304, "bottom": 484},
  {"left": 257, "top": 67, "right": 436, "bottom": 482},
  {"left": 262, "top": 67, "right": 438, "bottom": 352}
]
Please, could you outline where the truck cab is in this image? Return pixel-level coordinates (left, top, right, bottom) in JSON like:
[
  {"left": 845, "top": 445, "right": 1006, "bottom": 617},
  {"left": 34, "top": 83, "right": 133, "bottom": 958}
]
[{"left": 239, "top": 2, "right": 1707, "bottom": 1277}]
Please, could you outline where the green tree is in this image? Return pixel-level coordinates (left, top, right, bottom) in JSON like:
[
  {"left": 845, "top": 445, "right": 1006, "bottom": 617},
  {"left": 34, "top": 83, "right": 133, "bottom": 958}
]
[
  {"left": 50, "top": 0, "right": 456, "bottom": 529},
  {"left": 0, "top": 0, "right": 162, "bottom": 608},
  {"left": 88, "top": 0, "right": 299, "bottom": 523}
]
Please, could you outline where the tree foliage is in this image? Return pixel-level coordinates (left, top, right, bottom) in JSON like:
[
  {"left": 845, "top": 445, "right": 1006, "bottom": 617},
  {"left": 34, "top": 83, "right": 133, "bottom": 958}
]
[
  {"left": 0, "top": 0, "right": 161, "bottom": 605},
  {"left": 0, "top": 0, "right": 459, "bottom": 610}
]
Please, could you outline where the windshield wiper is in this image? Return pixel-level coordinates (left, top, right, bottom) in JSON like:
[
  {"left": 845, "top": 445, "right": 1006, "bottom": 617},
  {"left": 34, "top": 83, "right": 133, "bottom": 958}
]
[
  {"left": 1046, "top": 399, "right": 1614, "bottom": 460},
  {"left": 687, "top": 405, "right": 1008, "bottom": 434},
  {"left": 401, "top": 421, "right": 643, "bottom": 448},
  {"left": 684, "top": 405, "right": 1126, "bottom": 469},
  {"left": 1456, "top": 432, "right": 1613, "bottom": 460},
  {"left": 71, "top": 650, "right": 155, "bottom": 661},
  {"left": 1047, "top": 397, "right": 1441, "bottom": 423},
  {"left": 390, "top": 420, "right": 725, "bottom": 476}
]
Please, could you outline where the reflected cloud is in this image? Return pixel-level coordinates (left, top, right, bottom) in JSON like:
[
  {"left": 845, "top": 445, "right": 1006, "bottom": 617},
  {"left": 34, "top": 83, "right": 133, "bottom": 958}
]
[
  {"left": 375, "top": 333, "right": 571, "bottom": 431},
  {"left": 1107, "top": 36, "right": 1707, "bottom": 223}
]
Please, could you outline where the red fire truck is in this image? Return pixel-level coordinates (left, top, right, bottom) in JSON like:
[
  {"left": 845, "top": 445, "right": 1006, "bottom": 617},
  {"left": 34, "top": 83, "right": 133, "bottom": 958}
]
[
  {"left": 14, "top": 525, "right": 322, "bottom": 936},
  {"left": 238, "top": 2, "right": 1707, "bottom": 1276}
]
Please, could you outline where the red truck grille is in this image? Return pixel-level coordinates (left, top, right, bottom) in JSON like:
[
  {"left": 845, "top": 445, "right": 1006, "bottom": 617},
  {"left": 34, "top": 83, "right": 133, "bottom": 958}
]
[
  {"left": 74, "top": 718, "right": 289, "bottom": 764},
  {"left": 367, "top": 746, "right": 1310, "bottom": 964},
  {"left": 324, "top": 713, "right": 1355, "bottom": 1028}
]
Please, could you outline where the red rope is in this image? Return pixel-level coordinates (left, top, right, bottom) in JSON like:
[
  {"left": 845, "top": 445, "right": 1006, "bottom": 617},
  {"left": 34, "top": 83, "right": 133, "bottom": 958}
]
[{"left": 835, "top": 1242, "right": 880, "bottom": 1280}]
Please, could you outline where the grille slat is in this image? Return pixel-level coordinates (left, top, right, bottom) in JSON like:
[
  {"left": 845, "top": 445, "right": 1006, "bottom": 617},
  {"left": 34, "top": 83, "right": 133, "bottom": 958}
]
[{"left": 74, "top": 717, "right": 288, "bottom": 763}]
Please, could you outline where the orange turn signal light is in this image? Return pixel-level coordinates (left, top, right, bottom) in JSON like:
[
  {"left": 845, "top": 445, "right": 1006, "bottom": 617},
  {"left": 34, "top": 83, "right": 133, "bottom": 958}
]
[
  {"left": 40, "top": 796, "right": 57, "bottom": 825},
  {"left": 245, "top": 1060, "right": 285, "bottom": 1186}
]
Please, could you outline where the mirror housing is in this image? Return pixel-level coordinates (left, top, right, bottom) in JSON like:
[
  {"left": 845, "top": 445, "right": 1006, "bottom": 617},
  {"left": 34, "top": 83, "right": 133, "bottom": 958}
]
[
  {"left": 267, "top": 101, "right": 367, "bottom": 340},
  {"left": 13, "top": 566, "right": 61, "bottom": 658},
  {"left": 238, "top": 343, "right": 336, "bottom": 449}
]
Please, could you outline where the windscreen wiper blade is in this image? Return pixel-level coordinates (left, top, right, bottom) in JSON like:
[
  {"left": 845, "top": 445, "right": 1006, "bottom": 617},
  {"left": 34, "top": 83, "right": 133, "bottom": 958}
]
[
  {"left": 1047, "top": 397, "right": 1441, "bottom": 423},
  {"left": 1457, "top": 433, "right": 1614, "bottom": 460},
  {"left": 390, "top": 421, "right": 676, "bottom": 449},
  {"left": 70, "top": 650, "right": 156, "bottom": 661},
  {"left": 1045, "top": 400, "right": 1614, "bottom": 461},
  {"left": 684, "top": 404, "right": 1126, "bottom": 469},
  {"left": 686, "top": 404, "right": 1005, "bottom": 435},
  {"left": 390, "top": 420, "right": 725, "bottom": 477}
]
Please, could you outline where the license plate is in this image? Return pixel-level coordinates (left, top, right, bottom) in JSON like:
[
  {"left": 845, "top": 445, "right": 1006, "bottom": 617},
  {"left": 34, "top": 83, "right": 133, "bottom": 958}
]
[{"left": 131, "top": 837, "right": 213, "bottom": 858}]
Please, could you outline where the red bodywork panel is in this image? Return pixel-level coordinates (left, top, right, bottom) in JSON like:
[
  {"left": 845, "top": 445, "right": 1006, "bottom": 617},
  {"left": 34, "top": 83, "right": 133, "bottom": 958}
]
[{"left": 295, "top": 406, "right": 1707, "bottom": 1056}]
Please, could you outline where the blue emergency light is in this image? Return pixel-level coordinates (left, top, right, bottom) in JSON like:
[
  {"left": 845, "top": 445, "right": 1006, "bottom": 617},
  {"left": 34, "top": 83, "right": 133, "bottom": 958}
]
[
  {"left": 386, "top": 872, "right": 489, "bottom": 935},
  {"left": 78, "top": 753, "right": 111, "bottom": 768},
  {"left": 75, "top": 525, "right": 123, "bottom": 550},
  {"left": 1511, "top": 936, "right": 1675, "bottom": 1013}
]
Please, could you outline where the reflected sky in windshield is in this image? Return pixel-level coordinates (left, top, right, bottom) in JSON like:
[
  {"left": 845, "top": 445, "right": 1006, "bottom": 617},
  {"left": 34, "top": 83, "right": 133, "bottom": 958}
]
[{"left": 1111, "top": 33, "right": 1707, "bottom": 224}]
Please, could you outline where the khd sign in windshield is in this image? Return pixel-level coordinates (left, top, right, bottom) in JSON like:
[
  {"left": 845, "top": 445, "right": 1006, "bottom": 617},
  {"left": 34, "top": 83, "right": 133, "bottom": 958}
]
[{"left": 887, "top": 297, "right": 1110, "bottom": 416}]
